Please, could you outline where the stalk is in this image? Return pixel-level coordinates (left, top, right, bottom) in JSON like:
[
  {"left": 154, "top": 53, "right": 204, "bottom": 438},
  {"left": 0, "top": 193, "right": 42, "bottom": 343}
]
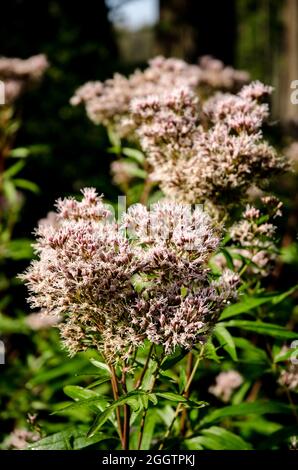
[
  {"left": 180, "top": 351, "right": 194, "bottom": 435},
  {"left": 159, "top": 345, "right": 205, "bottom": 450},
  {"left": 121, "top": 366, "right": 130, "bottom": 450},
  {"left": 109, "top": 363, "right": 124, "bottom": 448},
  {"left": 137, "top": 350, "right": 164, "bottom": 450}
]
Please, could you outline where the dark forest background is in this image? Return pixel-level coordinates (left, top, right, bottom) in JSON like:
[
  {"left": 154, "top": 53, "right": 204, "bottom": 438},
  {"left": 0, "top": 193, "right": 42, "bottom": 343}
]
[{"left": 0, "top": 0, "right": 297, "bottom": 238}]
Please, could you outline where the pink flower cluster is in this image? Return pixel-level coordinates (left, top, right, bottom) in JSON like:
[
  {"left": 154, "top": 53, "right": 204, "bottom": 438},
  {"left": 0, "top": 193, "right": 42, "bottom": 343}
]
[
  {"left": 132, "top": 83, "right": 286, "bottom": 207},
  {"left": 70, "top": 55, "right": 249, "bottom": 139},
  {"left": 21, "top": 188, "right": 238, "bottom": 361},
  {"left": 0, "top": 54, "right": 49, "bottom": 104},
  {"left": 209, "top": 370, "right": 243, "bottom": 402}
]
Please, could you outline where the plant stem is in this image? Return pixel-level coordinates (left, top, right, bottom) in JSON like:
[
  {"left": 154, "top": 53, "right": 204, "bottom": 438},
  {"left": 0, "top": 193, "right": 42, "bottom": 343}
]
[
  {"left": 135, "top": 343, "right": 154, "bottom": 389},
  {"left": 109, "top": 363, "right": 124, "bottom": 448},
  {"left": 137, "top": 350, "right": 164, "bottom": 450},
  {"left": 121, "top": 365, "right": 130, "bottom": 450},
  {"left": 180, "top": 351, "right": 194, "bottom": 435},
  {"left": 158, "top": 345, "right": 205, "bottom": 450}
]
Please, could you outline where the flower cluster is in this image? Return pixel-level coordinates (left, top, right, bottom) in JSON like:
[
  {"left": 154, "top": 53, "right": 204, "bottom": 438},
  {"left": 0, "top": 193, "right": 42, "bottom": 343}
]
[
  {"left": 278, "top": 364, "right": 298, "bottom": 391},
  {"left": 132, "top": 83, "right": 287, "bottom": 208},
  {"left": 0, "top": 54, "right": 49, "bottom": 104},
  {"left": 197, "top": 55, "right": 249, "bottom": 94},
  {"left": 3, "top": 429, "right": 40, "bottom": 450},
  {"left": 21, "top": 188, "right": 238, "bottom": 361},
  {"left": 208, "top": 370, "right": 243, "bottom": 402},
  {"left": 228, "top": 196, "right": 282, "bottom": 276},
  {"left": 70, "top": 55, "right": 249, "bottom": 139},
  {"left": 71, "top": 56, "right": 201, "bottom": 138}
]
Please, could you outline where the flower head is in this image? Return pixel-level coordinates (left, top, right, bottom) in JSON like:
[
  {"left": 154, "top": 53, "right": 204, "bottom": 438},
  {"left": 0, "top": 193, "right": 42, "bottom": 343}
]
[
  {"left": 133, "top": 83, "right": 287, "bottom": 208},
  {"left": 21, "top": 188, "right": 238, "bottom": 361}
]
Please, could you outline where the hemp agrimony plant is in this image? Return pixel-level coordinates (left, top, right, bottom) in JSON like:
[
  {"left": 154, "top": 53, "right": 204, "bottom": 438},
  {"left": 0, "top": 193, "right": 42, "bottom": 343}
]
[{"left": 20, "top": 56, "right": 298, "bottom": 450}]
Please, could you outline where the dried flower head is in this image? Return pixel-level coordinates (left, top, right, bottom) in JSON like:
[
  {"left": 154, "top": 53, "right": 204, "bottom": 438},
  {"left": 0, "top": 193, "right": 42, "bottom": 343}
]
[{"left": 21, "top": 188, "right": 238, "bottom": 361}]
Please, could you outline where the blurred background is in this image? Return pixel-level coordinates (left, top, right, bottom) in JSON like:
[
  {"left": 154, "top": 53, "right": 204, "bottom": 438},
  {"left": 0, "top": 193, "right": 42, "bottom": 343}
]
[
  {"left": 0, "top": 0, "right": 297, "bottom": 226},
  {"left": 0, "top": 0, "right": 297, "bottom": 448}
]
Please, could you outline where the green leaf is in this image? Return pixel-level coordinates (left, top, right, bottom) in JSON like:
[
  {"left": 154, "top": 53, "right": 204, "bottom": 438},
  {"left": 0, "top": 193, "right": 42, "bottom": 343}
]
[
  {"left": 204, "top": 340, "right": 223, "bottom": 363},
  {"left": 259, "top": 425, "right": 298, "bottom": 450},
  {"left": 179, "top": 367, "right": 187, "bottom": 394},
  {"left": 156, "top": 392, "right": 208, "bottom": 409},
  {"left": 221, "top": 320, "right": 298, "bottom": 340},
  {"left": 188, "top": 426, "right": 253, "bottom": 450},
  {"left": 180, "top": 286, "right": 188, "bottom": 298},
  {"left": 125, "top": 165, "right": 146, "bottom": 179},
  {"left": 220, "top": 248, "right": 234, "bottom": 270},
  {"left": 220, "top": 296, "right": 272, "bottom": 320},
  {"left": 87, "top": 390, "right": 155, "bottom": 437},
  {"left": 89, "top": 358, "right": 111, "bottom": 375},
  {"left": 3, "top": 160, "right": 25, "bottom": 179},
  {"left": 199, "top": 401, "right": 291, "bottom": 428},
  {"left": 28, "top": 358, "right": 86, "bottom": 387},
  {"left": 213, "top": 324, "right": 238, "bottom": 361},
  {"left": 138, "top": 410, "right": 156, "bottom": 450},
  {"left": 28, "top": 427, "right": 112, "bottom": 450},
  {"left": 0, "top": 313, "right": 30, "bottom": 334},
  {"left": 6, "top": 239, "right": 33, "bottom": 260},
  {"left": 274, "top": 345, "right": 298, "bottom": 363},
  {"left": 87, "top": 377, "right": 111, "bottom": 389},
  {"left": 9, "top": 147, "right": 30, "bottom": 158},
  {"left": 233, "top": 337, "right": 268, "bottom": 364},
  {"left": 13, "top": 178, "right": 40, "bottom": 193},
  {"left": 220, "top": 286, "right": 298, "bottom": 320},
  {"left": 63, "top": 385, "right": 104, "bottom": 401},
  {"left": 107, "top": 126, "right": 121, "bottom": 150},
  {"left": 161, "top": 347, "right": 189, "bottom": 371},
  {"left": 122, "top": 147, "right": 145, "bottom": 164}
]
